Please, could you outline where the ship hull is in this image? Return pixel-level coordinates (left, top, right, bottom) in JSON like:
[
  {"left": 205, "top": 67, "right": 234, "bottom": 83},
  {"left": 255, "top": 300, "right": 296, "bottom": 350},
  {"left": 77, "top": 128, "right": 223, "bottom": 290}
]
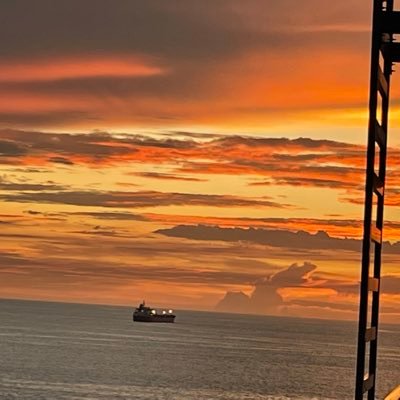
[{"left": 133, "top": 313, "right": 175, "bottom": 323}]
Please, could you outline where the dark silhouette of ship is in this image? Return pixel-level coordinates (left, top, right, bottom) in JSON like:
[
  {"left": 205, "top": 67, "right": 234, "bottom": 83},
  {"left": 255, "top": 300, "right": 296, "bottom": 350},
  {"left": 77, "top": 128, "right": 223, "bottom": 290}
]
[{"left": 133, "top": 301, "right": 176, "bottom": 323}]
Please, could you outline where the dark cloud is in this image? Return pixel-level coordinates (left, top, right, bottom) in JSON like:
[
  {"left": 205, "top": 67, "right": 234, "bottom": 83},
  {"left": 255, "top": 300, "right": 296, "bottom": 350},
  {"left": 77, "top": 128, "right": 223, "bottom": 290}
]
[
  {"left": 266, "top": 176, "right": 358, "bottom": 189},
  {"left": 0, "top": 111, "right": 98, "bottom": 127},
  {"left": 211, "top": 136, "right": 351, "bottom": 149},
  {"left": 215, "top": 291, "right": 251, "bottom": 314},
  {"left": 22, "top": 210, "right": 68, "bottom": 220},
  {"left": 68, "top": 211, "right": 148, "bottom": 221},
  {"left": 156, "top": 224, "right": 400, "bottom": 254},
  {"left": 0, "top": 130, "right": 355, "bottom": 158},
  {"left": 0, "top": 129, "right": 142, "bottom": 160},
  {"left": 72, "top": 226, "right": 121, "bottom": 237},
  {"left": 0, "top": 251, "right": 37, "bottom": 268},
  {"left": 132, "top": 172, "right": 207, "bottom": 182},
  {"left": 3, "top": 168, "right": 51, "bottom": 173},
  {"left": 0, "top": 220, "right": 14, "bottom": 225},
  {"left": 47, "top": 156, "right": 75, "bottom": 165},
  {"left": 268, "top": 261, "right": 317, "bottom": 287},
  {"left": 216, "top": 262, "right": 316, "bottom": 315},
  {"left": 0, "top": 190, "right": 289, "bottom": 209},
  {"left": 0, "top": 140, "right": 27, "bottom": 156},
  {"left": 0, "top": 1, "right": 369, "bottom": 61},
  {"left": 156, "top": 225, "right": 360, "bottom": 251},
  {"left": 25, "top": 210, "right": 41, "bottom": 215},
  {"left": 0, "top": 1, "right": 255, "bottom": 60},
  {"left": 0, "top": 129, "right": 200, "bottom": 164},
  {"left": 249, "top": 285, "right": 284, "bottom": 315},
  {"left": 0, "top": 176, "right": 65, "bottom": 191}
]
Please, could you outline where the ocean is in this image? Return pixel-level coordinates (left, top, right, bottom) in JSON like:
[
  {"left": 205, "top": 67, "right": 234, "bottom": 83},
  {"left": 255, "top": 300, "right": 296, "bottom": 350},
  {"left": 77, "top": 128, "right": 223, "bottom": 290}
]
[{"left": 0, "top": 299, "right": 399, "bottom": 400}]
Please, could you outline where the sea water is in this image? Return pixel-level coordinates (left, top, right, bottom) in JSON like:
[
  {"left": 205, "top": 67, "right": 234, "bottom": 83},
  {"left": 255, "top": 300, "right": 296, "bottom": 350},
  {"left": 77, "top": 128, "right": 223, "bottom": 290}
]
[{"left": 0, "top": 299, "right": 399, "bottom": 400}]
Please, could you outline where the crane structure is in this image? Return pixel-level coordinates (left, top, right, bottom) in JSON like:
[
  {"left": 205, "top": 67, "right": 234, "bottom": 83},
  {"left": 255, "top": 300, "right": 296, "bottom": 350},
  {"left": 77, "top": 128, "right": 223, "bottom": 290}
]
[{"left": 356, "top": 0, "right": 400, "bottom": 398}]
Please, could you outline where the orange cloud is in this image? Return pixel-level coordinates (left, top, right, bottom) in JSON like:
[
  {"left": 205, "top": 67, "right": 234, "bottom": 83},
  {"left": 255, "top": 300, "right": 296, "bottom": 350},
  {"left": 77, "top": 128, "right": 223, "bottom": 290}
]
[
  {"left": 0, "top": 41, "right": 377, "bottom": 130},
  {"left": 3, "top": 130, "right": 400, "bottom": 209},
  {"left": 0, "top": 55, "right": 165, "bottom": 82}
]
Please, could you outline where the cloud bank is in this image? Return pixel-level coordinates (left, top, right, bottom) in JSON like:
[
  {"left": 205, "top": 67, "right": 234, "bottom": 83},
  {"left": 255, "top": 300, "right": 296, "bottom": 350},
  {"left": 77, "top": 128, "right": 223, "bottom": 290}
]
[{"left": 216, "top": 262, "right": 317, "bottom": 315}]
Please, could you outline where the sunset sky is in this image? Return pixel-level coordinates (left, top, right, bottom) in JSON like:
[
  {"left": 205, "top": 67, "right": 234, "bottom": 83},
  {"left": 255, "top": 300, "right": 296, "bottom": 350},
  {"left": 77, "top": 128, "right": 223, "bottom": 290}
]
[{"left": 1, "top": 0, "right": 400, "bottom": 322}]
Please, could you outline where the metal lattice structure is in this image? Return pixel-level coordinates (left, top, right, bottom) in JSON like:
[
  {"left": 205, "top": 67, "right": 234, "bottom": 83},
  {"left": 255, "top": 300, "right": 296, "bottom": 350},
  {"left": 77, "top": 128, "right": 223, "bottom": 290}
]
[{"left": 355, "top": 0, "right": 400, "bottom": 398}]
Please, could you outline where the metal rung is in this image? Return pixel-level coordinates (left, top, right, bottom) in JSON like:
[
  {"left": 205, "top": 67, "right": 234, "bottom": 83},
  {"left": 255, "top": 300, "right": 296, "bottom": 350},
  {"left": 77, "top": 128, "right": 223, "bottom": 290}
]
[
  {"left": 373, "top": 173, "right": 384, "bottom": 196},
  {"left": 368, "top": 277, "right": 380, "bottom": 292},
  {"left": 375, "top": 120, "right": 386, "bottom": 148},
  {"left": 378, "top": 66, "right": 388, "bottom": 98},
  {"left": 365, "top": 327, "right": 377, "bottom": 342},
  {"left": 371, "top": 225, "right": 382, "bottom": 244},
  {"left": 382, "top": 11, "right": 400, "bottom": 34},
  {"left": 363, "top": 374, "right": 375, "bottom": 393}
]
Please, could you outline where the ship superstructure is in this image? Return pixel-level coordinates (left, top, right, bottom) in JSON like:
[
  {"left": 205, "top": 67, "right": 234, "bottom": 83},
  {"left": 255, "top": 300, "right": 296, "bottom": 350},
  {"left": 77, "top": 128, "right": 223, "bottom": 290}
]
[{"left": 133, "top": 301, "right": 175, "bottom": 323}]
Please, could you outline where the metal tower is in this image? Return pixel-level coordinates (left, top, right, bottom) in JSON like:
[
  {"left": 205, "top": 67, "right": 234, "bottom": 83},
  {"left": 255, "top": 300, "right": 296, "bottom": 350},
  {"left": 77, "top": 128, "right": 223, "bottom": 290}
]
[{"left": 355, "top": 0, "right": 400, "bottom": 398}]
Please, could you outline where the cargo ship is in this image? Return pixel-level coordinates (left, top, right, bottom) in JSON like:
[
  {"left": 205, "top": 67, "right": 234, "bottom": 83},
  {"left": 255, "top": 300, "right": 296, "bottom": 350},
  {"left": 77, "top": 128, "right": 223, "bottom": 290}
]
[{"left": 133, "top": 301, "right": 176, "bottom": 323}]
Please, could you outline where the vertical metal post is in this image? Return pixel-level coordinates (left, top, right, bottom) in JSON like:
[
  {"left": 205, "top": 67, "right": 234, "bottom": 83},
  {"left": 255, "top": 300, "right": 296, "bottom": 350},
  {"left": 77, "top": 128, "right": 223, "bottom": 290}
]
[{"left": 355, "top": 0, "right": 394, "bottom": 398}]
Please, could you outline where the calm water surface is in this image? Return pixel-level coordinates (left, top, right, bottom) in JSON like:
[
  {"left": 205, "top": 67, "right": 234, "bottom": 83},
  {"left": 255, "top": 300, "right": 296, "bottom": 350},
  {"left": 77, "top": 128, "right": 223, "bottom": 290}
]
[{"left": 0, "top": 299, "right": 399, "bottom": 399}]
